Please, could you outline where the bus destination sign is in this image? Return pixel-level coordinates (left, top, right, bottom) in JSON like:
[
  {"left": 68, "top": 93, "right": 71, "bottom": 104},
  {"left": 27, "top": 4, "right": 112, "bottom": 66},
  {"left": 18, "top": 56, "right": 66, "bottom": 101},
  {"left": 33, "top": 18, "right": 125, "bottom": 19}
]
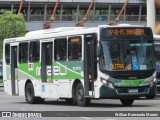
[
  {"left": 71, "top": 38, "right": 80, "bottom": 43},
  {"left": 108, "top": 28, "right": 145, "bottom": 36}
]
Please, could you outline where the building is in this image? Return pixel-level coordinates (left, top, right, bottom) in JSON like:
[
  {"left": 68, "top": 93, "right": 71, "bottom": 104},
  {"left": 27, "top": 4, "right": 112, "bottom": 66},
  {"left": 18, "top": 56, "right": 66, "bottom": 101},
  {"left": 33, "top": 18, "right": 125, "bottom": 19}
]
[{"left": 0, "top": 0, "right": 159, "bottom": 30}]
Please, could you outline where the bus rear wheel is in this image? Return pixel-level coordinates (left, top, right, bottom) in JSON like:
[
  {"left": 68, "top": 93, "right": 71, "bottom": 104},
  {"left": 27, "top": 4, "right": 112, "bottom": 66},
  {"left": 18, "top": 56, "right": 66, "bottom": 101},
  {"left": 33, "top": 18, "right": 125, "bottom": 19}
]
[
  {"left": 120, "top": 99, "right": 134, "bottom": 106},
  {"left": 25, "top": 82, "right": 44, "bottom": 104},
  {"left": 76, "top": 83, "right": 91, "bottom": 107}
]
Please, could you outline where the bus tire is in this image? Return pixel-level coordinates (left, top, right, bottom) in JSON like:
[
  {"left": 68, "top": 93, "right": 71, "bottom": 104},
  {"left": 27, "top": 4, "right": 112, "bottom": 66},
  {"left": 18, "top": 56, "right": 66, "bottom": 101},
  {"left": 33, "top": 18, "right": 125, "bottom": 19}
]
[
  {"left": 145, "top": 95, "right": 156, "bottom": 99},
  {"left": 37, "top": 97, "right": 45, "bottom": 104},
  {"left": 120, "top": 99, "right": 134, "bottom": 106},
  {"left": 65, "top": 98, "right": 73, "bottom": 104},
  {"left": 25, "top": 82, "right": 37, "bottom": 104},
  {"left": 76, "top": 83, "right": 91, "bottom": 107}
]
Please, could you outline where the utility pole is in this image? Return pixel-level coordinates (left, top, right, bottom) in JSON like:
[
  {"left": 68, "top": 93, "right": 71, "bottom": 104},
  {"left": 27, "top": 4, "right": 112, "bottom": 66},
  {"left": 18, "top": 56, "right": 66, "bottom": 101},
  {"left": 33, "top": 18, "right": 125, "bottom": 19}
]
[{"left": 147, "top": 0, "right": 156, "bottom": 34}]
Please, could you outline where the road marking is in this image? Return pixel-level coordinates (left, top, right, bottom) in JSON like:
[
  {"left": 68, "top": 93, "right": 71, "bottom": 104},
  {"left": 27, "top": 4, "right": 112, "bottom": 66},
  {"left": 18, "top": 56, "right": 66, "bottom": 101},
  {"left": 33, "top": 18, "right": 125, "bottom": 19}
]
[
  {"left": 56, "top": 113, "right": 70, "bottom": 117},
  {"left": 104, "top": 118, "right": 116, "bottom": 120},
  {"left": 80, "top": 117, "right": 92, "bottom": 119}
]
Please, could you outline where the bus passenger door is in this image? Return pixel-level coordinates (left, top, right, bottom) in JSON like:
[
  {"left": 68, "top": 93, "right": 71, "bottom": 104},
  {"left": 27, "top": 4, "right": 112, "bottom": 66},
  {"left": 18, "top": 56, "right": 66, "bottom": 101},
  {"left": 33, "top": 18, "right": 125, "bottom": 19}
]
[
  {"left": 84, "top": 34, "right": 97, "bottom": 97},
  {"left": 41, "top": 42, "right": 53, "bottom": 82},
  {"left": 11, "top": 46, "right": 18, "bottom": 95},
  {"left": 41, "top": 42, "right": 53, "bottom": 97}
]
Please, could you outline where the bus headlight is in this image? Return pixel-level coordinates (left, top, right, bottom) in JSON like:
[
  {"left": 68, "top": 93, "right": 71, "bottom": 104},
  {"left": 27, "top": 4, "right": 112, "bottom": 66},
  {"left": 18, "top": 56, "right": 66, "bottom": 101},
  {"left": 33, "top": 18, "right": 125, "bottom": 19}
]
[
  {"left": 101, "top": 78, "right": 114, "bottom": 89},
  {"left": 153, "top": 78, "right": 157, "bottom": 82},
  {"left": 148, "top": 77, "right": 157, "bottom": 87},
  {"left": 101, "top": 78, "right": 107, "bottom": 84},
  {"left": 151, "top": 77, "right": 157, "bottom": 84}
]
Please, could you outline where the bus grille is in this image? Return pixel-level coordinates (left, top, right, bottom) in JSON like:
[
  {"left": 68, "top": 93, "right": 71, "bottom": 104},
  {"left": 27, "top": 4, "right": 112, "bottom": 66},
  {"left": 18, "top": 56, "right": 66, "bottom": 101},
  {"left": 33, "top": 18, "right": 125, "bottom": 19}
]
[{"left": 116, "top": 86, "right": 149, "bottom": 94}]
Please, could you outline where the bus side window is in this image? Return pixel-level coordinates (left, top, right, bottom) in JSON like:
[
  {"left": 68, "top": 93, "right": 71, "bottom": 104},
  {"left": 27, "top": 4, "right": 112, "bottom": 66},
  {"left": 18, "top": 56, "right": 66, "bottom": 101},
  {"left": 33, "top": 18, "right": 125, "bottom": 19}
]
[
  {"left": 68, "top": 37, "right": 82, "bottom": 60},
  {"left": 54, "top": 38, "right": 67, "bottom": 61},
  {"left": 29, "top": 41, "right": 40, "bottom": 62},
  {"left": 19, "top": 42, "right": 28, "bottom": 63},
  {"left": 5, "top": 44, "right": 10, "bottom": 64}
]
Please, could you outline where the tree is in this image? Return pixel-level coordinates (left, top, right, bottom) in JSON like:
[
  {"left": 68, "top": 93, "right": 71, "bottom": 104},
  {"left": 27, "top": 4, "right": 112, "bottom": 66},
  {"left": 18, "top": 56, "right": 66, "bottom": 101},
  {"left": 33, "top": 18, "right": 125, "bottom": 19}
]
[{"left": 0, "top": 11, "right": 26, "bottom": 61}]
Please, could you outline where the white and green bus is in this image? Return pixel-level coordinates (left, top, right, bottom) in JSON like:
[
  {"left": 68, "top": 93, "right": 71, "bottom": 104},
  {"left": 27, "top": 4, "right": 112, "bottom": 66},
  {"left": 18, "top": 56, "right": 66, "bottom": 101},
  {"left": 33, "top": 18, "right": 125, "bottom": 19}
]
[{"left": 3, "top": 24, "right": 157, "bottom": 106}]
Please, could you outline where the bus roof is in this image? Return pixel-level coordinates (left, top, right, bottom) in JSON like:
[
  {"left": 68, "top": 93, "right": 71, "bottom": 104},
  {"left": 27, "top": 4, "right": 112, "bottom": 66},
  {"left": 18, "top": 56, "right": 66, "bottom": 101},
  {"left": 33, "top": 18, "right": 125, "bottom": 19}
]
[
  {"left": 98, "top": 24, "right": 144, "bottom": 28},
  {"left": 4, "top": 24, "right": 149, "bottom": 43},
  {"left": 4, "top": 27, "right": 98, "bottom": 43},
  {"left": 25, "top": 24, "right": 145, "bottom": 37},
  {"left": 25, "top": 27, "right": 88, "bottom": 37},
  {"left": 3, "top": 37, "right": 24, "bottom": 43}
]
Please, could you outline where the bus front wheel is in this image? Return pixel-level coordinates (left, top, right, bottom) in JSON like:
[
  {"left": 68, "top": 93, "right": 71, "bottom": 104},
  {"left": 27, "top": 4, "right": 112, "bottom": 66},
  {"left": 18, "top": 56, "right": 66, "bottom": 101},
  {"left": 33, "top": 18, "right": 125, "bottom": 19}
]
[
  {"left": 120, "top": 99, "right": 134, "bottom": 106},
  {"left": 76, "top": 83, "right": 91, "bottom": 107},
  {"left": 145, "top": 95, "right": 156, "bottom": 99}
]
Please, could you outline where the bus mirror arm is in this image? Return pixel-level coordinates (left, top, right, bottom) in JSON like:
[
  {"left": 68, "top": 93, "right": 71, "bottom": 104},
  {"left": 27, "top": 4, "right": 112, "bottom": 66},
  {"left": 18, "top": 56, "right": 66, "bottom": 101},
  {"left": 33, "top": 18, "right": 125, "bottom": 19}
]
[{"left": 97, "top": 46, "right": 101, "bottom": 57}]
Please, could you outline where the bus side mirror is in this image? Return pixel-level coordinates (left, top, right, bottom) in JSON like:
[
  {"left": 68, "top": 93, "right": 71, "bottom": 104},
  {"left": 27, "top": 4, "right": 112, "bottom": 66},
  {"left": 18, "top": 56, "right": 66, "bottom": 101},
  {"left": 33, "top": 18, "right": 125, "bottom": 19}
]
[{"left": 97, "top": 46, "right": 101, "bottom": 57}]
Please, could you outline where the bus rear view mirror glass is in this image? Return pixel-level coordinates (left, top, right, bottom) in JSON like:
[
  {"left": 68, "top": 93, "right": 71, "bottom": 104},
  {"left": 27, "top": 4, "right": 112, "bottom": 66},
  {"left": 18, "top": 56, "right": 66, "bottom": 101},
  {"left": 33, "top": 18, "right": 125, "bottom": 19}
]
[{"left": 97, "top": 46, "right": 101, "bottom": 57}]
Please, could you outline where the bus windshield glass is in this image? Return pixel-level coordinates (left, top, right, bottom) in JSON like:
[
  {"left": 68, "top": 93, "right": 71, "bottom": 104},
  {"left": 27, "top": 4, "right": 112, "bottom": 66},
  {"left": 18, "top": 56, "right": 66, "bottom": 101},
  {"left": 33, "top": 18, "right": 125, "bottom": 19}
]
[{"left": 99, "top": 40, "right": 155, "bottom": 71}]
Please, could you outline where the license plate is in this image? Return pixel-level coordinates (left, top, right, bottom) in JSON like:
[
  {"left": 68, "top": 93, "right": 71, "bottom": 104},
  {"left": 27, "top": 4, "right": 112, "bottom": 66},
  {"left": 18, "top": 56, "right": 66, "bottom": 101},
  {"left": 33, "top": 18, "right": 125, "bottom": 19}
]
[{"left": 128, "top": 89, "right": 138, "bottom": 93}]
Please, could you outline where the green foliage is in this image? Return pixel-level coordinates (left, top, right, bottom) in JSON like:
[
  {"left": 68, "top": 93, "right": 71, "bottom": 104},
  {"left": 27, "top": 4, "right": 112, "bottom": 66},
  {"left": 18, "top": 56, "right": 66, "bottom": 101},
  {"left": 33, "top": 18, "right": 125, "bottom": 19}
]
[{"left": 0, "top": 11, "right": 26, "bottom": 60}]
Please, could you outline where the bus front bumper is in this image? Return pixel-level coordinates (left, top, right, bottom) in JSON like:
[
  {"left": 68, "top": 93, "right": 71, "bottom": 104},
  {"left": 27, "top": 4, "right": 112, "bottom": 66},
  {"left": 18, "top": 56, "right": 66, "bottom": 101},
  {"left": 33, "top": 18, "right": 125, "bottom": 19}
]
[{"left": 99, "top": 83, "right": 157, "bottom": 99}]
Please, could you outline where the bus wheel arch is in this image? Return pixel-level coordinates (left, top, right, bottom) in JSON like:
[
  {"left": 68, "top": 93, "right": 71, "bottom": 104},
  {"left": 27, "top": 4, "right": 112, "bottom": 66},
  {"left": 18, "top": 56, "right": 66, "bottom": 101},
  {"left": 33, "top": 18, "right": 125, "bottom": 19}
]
[
  {"left": 25, "top": 80, "right": 44, "bottom": 104},
  {"left": 71, "top": 79, "right": 81, "bottom": 105},
  {"left": 25, "top": 80, "right": 36, "bottom": 104},
  {"left": 64, "top": 79, "right": 81, "bottom": 105},
  {"left": 25, "top": 79, "right": 32, "bottom": 98},
  {"left": 75, "top": 82, "right": 91, "bottom": 107}
]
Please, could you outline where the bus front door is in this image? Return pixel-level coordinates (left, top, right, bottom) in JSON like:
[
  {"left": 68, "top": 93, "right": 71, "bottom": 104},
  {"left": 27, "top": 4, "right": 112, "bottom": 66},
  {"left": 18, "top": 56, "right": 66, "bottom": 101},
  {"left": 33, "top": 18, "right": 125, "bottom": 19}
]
[
  {"left": 84, "top": 34, "right": 97, "bottom": 97},
  {"left": 11, "top": 46, "right": 19, "bottom": 95}
]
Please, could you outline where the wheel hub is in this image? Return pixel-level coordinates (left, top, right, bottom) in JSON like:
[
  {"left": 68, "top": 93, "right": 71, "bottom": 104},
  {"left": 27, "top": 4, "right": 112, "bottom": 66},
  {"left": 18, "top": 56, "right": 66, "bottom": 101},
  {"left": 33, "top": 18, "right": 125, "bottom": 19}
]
[{"left": 78, "top": 89, "right": 84, "bottom": 101}]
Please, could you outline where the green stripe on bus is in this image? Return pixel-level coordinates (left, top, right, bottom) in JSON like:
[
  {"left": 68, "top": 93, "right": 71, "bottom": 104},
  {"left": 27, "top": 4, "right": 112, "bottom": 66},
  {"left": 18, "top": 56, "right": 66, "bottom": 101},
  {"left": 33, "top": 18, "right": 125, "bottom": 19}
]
[{"left": 18, "top": 61, "right": 84, "bottom": 80}]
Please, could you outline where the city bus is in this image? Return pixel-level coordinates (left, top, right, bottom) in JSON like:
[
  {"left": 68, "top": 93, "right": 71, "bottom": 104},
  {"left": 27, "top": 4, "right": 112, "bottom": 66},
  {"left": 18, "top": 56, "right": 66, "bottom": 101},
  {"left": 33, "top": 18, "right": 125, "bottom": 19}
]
[
  {"left": 154, "top": 35, "right": 160, "bottom": 92},
  {"left": 3, "top": 24, "right": 157, "bottom": 106}
]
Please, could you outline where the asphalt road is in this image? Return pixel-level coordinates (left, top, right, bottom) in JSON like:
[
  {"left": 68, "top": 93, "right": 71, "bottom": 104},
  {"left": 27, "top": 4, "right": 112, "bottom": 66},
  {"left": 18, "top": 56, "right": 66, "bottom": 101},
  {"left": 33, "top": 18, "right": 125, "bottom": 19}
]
[{"left": 0, "top": 88, "right": 160, "bottom": 120}]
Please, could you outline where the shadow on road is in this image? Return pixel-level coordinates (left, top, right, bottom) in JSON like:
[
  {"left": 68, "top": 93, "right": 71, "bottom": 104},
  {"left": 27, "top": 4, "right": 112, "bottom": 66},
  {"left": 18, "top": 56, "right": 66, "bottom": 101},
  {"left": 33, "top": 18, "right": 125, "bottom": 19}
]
[
  {"left": 15, "top": 99, "right": 155, "bottom": 108},
  {"left": 0, "top": 87, "right": 4, "bottom": 92}
]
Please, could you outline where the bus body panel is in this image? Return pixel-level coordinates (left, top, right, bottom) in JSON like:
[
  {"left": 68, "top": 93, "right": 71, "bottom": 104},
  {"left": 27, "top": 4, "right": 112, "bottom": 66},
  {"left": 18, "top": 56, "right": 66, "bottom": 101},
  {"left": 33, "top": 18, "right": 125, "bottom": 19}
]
[{"left": 4, "top": 79, "right": 12, "bottom": 95}]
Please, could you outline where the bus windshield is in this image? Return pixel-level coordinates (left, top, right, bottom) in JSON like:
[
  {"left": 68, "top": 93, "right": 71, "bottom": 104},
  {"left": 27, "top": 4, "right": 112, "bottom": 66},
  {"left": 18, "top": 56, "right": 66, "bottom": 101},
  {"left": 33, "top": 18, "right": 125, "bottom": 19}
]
[{"left": 99, "top": 40, "right": 155, "bottom": 71}]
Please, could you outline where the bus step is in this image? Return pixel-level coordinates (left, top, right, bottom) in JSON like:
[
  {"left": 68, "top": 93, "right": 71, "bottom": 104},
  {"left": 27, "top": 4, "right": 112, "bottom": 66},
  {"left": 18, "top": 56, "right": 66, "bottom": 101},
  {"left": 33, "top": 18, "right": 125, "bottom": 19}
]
[{"left": 85, "top": 96, "right": 94, "bottom": 98}]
